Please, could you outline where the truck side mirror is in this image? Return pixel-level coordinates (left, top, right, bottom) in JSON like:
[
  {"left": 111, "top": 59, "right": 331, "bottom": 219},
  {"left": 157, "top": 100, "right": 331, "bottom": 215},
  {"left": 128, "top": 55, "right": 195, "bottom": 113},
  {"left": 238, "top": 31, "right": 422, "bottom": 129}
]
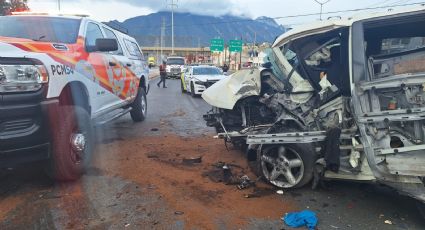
[{"left": 95, "top": 38, "right": 118, "bottom": 52}]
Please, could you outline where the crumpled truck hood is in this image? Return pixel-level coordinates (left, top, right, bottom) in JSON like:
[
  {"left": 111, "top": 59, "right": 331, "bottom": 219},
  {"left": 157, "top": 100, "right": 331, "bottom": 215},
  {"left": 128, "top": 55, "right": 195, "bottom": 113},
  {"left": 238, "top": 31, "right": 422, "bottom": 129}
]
[{"left": 202, "top": 68, "right": 262, "bottom": 110}]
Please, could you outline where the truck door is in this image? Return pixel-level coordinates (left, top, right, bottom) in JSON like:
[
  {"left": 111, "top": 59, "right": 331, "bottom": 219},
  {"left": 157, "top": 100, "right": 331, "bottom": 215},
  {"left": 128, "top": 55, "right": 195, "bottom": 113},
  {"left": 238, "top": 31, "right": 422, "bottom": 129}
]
[
  {"left": 123, "top": 39, "right": 146, "bottom": 99},
  {"left": 102, "top": 27, "right": 137, "bottom": 104},
  {"left": 80, "top": 21, "right": 109, "bottom": 115}
]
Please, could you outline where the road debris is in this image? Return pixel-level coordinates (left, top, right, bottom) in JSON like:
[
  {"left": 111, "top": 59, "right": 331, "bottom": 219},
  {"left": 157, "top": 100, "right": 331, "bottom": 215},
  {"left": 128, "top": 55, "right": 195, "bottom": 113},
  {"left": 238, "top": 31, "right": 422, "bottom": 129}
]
[
  {"left": 182, "top": 156, "right": 203, "bottom": 164},
  {"left": 146, "top": 152, "right": 160, "bottom": 158},
  {"left": 150, "top": 128, "right": 159, "bottom": 132},
  {"left": 244, "top": 193, "right": 260, "bottom": 198},
  {"left": 384, "top": 220, "right": 393, "bottom": 225},
  {"left": 202, "top": 162, "right": 244, "bottom": 184},
  {"left": 283, "top": 210, "right": 318, "bottom": 230},
  {"left": 243, "top": 188, "right": 276, "bottom": 199},
  {"left": 276, "top": 190, "right": 284, "bottom": 195},
  {"left": 237, "top": 175, "right": 254, "bottom": 190},
  {"left": 174, "top": 211, "right": 184, "bottom": 215}
]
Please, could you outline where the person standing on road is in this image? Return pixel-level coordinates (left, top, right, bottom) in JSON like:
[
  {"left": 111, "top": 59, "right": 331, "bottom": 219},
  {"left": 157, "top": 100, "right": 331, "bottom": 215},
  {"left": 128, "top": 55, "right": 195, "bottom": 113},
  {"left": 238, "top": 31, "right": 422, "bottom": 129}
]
[
  {"left": 222, "top": 63, "right": 229, "bottom": 73},
  {"left": 157, "top": 60, "right": 167, "bottom": 88}
]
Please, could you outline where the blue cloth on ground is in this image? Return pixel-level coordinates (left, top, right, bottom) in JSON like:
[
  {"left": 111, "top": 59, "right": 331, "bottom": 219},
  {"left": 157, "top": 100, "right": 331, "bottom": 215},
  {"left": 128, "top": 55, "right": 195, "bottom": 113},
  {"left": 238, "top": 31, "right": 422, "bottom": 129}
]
[{"left": 283, "top": 210, "right": 318, "bottom": 229}]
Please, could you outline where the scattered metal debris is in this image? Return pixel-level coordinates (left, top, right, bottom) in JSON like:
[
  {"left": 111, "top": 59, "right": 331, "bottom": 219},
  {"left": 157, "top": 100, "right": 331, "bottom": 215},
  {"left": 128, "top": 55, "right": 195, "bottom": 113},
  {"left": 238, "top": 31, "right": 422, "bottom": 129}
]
[
  {"left": 237, "top": 175, "right": 254, "bottom": 190},
  {"left": 182, "top": 156, "right": 203, "bottom": 164},
  {"left": 174, "top": 211, "right": 184, "bottom": 215}
]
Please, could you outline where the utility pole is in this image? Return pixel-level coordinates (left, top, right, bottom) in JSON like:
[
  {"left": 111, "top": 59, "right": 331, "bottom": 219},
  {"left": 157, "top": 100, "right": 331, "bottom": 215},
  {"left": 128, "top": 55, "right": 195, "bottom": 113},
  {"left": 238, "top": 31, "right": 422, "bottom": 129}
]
[
  {"left": 239, "top": 36, "right": 243, "bottom": 70},
  {"left": 160, "top": 17, "right": 165, "bottom": 62},
  {"left": 314, "top": 0, "right": 331, "bottom": 20},
  {"left": 58, "top": 0, "right": 61, "bottom": 11},
  {"left": 167, "top": 0, "right": 178, "bottom": 55}
]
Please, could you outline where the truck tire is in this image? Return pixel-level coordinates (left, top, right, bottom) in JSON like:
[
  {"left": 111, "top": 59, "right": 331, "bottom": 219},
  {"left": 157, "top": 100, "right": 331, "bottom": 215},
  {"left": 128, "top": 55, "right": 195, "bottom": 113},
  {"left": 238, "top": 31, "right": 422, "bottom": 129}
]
[
  {"left": 258, "top": 143, "right": 315, "bottom": 189},
  {"left": 47, "top": 106, "right": 93, "bottom": 181},
  {"left": 181, "top": 80, "right": 186, "bottom": 93},
  {"left": 191, "top": 83, "right": 196, "bottom": 97},
  {"left": 130, "top": 87, "right": 147, "bottom": 122}
]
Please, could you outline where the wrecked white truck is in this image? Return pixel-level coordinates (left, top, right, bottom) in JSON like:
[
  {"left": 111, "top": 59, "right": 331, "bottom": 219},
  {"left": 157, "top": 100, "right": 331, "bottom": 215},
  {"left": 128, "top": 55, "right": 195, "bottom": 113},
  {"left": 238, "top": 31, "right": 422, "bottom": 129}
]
[{"left": 203, "top": 8, "right": 425, "bottom": 207}]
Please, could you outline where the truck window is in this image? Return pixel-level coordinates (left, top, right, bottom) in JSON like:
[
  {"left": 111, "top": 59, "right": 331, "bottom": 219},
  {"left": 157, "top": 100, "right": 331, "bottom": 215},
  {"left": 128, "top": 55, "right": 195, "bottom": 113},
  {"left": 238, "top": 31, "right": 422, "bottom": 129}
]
[
  {"left": 103, "top": 27, "right": 124, "bottom": 56},
  {"left": 124, "top": 39, "right": 143, "bottom": 60},
  {"left": 167, "top": 58, "right": 185, "bottom": 65},
  {"left": 364, "top": 16, "right": 425, "bottom": 79},
  {"left": 85, "top": 22, "right": 104, "bottom": 52},
  {"left": 0, "top": 16, "right": 80, "bottom": 44}
]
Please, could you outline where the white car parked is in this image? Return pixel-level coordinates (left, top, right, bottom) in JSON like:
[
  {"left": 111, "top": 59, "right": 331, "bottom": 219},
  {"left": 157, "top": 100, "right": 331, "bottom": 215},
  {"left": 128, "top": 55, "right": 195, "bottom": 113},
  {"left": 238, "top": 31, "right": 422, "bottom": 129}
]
[{"left": 181, "top": 65, "right": 226, "bottom": 97}]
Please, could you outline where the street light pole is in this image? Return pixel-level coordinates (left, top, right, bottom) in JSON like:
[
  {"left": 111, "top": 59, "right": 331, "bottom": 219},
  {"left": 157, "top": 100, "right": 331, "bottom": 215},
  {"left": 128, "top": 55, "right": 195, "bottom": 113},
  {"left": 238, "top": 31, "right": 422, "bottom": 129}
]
[
  {"left": 167, "top": 0, "right": 178, "bottom": 55},
  {"left": 58, "top": 0, "right": 61, "bottom": 11},
  {"left": 160, "top": 17, "right": 165, "bottom": 61},
  {"left": 314, "top": 0, "right": 331, "bottom": 20}
]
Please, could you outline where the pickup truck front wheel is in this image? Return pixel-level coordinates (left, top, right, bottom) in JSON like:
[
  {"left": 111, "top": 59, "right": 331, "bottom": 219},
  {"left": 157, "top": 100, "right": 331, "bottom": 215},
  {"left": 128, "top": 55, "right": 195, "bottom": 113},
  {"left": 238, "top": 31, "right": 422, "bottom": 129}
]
[
  {"left": 130, "top": 87, "right": 147, "bottom": 122},
  {"left": 259, "top": 144, "right": 315, "bottom": 189},
  {"left": 47, "top": 106, "right": 93, "bottom": 181}
]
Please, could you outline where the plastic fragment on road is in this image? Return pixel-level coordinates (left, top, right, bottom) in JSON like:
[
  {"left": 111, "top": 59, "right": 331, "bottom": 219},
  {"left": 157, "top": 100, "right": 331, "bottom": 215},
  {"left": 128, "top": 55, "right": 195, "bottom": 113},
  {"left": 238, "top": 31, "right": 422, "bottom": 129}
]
[
  {"left": 283, "top": 210, "right": 318, "bottom": 230},
  {"left": 384, "top": 220, "right": 393, "bottom": 225}
]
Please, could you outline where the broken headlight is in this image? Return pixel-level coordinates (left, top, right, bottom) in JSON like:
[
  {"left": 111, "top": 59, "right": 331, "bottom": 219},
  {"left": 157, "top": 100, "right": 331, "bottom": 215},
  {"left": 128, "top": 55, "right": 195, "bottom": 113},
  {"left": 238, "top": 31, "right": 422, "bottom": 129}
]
[{"left": 0, "top": 64, "right": 49, "bottom": 93}]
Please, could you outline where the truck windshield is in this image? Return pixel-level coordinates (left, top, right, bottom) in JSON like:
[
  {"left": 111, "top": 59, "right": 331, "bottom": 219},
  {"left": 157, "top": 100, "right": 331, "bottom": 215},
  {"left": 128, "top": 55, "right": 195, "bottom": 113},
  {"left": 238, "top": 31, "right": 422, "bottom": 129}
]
[
  {"left": 0, "top": 16, "right": 81, "bottom": 44},
  {"left": 167, "top": 58, "right": 185, "bottom": 65}
]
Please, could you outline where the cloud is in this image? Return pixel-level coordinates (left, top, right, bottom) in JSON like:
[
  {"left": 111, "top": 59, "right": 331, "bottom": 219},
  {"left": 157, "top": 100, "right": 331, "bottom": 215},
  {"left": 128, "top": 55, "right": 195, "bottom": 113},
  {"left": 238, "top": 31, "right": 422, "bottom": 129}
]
[{"left": 59, "top": 0, "right": 245, "bottom": 17}]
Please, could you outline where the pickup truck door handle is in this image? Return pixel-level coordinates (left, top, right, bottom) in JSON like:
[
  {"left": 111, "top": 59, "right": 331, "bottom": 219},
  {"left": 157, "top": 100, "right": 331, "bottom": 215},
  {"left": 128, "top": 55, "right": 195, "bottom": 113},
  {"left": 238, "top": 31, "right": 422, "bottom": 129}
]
[
  {"left": 126, "top": 63, "right": 132, "bottom": 67},
  {"left": 109, "top": 61, "right": 117, "bottom": 67}
]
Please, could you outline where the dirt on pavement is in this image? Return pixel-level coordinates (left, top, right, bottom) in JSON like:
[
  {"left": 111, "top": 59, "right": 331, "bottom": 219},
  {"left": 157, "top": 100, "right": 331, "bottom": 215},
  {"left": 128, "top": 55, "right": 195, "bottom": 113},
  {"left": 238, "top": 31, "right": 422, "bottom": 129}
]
[{"left": 94, "top": 134, "right": 294, "bottom": 229}]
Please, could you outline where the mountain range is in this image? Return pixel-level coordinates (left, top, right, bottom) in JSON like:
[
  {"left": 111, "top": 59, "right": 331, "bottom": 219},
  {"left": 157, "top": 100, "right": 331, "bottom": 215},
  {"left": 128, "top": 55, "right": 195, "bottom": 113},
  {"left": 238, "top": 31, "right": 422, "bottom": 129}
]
[{"left": 106, "top": 11, "right": 286, "bottom": 48}]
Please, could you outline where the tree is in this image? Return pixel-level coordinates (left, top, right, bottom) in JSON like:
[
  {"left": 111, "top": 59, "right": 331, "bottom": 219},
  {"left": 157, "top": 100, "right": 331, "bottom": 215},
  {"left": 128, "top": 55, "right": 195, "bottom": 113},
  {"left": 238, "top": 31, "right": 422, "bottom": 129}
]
[{"left": 0, "top": 0, "right": 29, "bottom": 16}]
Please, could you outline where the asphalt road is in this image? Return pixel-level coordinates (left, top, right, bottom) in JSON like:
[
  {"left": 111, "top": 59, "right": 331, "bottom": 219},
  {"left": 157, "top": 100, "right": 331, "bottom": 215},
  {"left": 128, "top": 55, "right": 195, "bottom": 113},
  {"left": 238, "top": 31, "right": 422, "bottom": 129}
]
[{"left": 0, "top": 78, "right": 424, "bottom": 230}]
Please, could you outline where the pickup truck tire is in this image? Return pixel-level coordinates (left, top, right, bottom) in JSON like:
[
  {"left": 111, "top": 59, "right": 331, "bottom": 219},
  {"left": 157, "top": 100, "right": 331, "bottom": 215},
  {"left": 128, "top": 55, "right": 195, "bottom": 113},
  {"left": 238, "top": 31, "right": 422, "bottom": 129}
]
[
  {"left": 190, "top": 83, "right": 196, "bottom": 97},
  {"left": 181, "top": 80, "right": 186, "bottom": 93},
  {"left": 258, "top": 143, "right": 315, "bottom": 189},
  {"left": 47, "top": 106, "right": 93, "bottom": 181},
  {"left": 130, "top": 87, "right": 147, "bottom": 122}
]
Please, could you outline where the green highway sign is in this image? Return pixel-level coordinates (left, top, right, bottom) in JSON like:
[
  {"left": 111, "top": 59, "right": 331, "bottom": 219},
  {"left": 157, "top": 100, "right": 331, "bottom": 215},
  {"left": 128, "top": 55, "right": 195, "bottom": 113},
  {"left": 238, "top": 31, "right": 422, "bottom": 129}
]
[
  {"left": 229, "top": 40, "right": 243, "bottom": 52},
  {"left": 210, "top": 39, "right": 224, "bottom": 52}
]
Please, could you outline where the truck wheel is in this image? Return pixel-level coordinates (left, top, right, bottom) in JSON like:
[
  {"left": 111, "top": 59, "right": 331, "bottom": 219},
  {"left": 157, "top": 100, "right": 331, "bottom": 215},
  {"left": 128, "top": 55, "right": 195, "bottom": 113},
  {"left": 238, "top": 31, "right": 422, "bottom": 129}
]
[
  {"left": 47, "top": 106, "right": 93, "bottom": 181},
  {"left": 130, "top": 87, "right": 147, "bottom": 122},
  {"left": 191, "top": 83, "right": 196, "bottom": 97},
  {"left": 259, "top": 143, "right": 315, "bottom": 189},
  {"left": 181, "top": 80, "right": 186, "bottom": 93}
]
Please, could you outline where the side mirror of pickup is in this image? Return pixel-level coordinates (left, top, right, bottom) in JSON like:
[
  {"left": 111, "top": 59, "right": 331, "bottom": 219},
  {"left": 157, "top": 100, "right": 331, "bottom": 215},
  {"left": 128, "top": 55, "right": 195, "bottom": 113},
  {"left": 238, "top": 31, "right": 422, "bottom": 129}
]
[{"left": 95, "top": 38, "right": 118, "bottom": 52}]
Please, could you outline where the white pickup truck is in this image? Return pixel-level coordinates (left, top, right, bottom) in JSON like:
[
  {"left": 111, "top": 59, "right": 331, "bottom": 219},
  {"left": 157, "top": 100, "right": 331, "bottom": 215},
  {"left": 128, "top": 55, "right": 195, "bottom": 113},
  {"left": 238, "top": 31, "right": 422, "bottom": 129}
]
[{"left": 0, "top": 13, "right": 149, "bottom": 181}]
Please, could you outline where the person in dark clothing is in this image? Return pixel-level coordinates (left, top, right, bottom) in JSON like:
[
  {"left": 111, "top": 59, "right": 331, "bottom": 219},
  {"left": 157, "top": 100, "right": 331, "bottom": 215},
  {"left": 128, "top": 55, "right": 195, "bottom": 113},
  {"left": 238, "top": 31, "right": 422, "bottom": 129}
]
[
  {"left": 157, "top": 60, "right": 167, "bottom": 88},
  {"left": 222, "top": 63, "right": 229, "bottom": 73}
]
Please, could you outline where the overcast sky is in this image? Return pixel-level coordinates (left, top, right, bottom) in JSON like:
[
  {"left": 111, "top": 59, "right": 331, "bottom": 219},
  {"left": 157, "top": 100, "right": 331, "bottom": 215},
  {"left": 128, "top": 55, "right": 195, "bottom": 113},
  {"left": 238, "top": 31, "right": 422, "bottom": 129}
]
[{"left": 28, "top": 0, "right": 424, "bottom": 25}]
